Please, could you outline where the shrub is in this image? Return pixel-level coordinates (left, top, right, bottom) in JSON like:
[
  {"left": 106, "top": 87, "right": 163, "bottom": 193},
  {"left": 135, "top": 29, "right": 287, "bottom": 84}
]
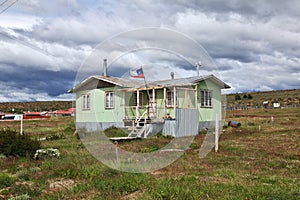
[
  {"left": 235, "top": 94, "right": 241, "bottom": 101},
  {"left": 104, "top": 126, "right": 128, "bottom": 138},
  {"left": 46, "top": 133, "right": 66, "bottom": 141},
  {"left": 64, "top": 121, "right": 76, "bottom": 134},
  {"left": 0, "top": 128, "right": 41, "bottom": 158},
  {"left": 34, "top": 148, "right": 60, "bottom": 160}
]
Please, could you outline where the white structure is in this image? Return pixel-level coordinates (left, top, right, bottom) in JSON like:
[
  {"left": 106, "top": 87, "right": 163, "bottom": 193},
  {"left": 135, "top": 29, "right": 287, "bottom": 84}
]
[{"left": 273, "top": 102, "right": 280, "bottom": 108}]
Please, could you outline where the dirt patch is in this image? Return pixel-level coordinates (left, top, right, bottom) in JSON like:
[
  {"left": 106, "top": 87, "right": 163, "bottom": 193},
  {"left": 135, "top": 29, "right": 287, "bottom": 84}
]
[
  {"left": 45, "top": 178, "right": 76, "bottom": 193},
  {"left": 121, "top": 191, "right": 143, "bottom": 200}
]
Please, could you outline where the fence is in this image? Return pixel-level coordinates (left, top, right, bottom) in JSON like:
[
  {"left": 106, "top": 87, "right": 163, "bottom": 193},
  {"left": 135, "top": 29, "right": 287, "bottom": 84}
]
[{"left": 227, "top": 104, "right": 300, "bottom": 110}]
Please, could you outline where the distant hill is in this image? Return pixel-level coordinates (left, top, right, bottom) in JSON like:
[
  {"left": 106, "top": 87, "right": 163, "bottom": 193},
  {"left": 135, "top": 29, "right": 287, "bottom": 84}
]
[
  {"left": 225, "top": 89, "right": 300, "bottom": 108},
  {"left": 0, "top": 101, "right": 74, "bottom": 113}
]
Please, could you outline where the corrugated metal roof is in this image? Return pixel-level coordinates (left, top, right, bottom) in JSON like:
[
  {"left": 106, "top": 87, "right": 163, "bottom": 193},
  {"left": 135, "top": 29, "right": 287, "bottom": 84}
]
[
  {"left": 93, "top": 76, "right": 142, "bottom": 88},
  {"left": 69, "top": 76, "right": 143, "bottom": 92},
  {"left": 145, "top": 75, "right": 230, "bottom": 89},
  {"left": 69, "top": 74, "right": 230, "bottom": 93}
]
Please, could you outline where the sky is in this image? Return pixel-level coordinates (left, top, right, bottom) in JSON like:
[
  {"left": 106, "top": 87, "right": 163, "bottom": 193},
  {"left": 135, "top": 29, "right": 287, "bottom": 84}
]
[{"left": 0, "top": 0, "right": 299, "bottom": 102}]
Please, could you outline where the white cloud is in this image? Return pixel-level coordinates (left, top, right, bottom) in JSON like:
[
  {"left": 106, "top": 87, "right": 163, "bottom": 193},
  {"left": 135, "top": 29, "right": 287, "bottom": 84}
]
[
  {"left": 0, "top": 13, "right": 41, "bottom": 30},
  {"left": 0, "top": 0, "right": 300, "bottom": 102}
]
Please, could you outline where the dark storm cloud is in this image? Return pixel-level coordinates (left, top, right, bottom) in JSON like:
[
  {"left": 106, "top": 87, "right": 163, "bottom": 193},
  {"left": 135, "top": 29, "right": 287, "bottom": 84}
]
[
  {"left": 167, "top": 0, "right": 300, "bottom": 18},
  {"left": 0, "top": 0, "right": 300, "bottom": 101},
  {"left": 0, "top": 64, "right": 76, "bottom": 97}
]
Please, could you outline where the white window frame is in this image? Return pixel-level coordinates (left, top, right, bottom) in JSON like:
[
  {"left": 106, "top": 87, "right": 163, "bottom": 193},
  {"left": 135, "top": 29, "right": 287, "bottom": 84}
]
[
  {"left": 166, "top": 89, "right": 177, "bottom": 107},
  {"left": 105, "top": 91, "right": 114, "bottom": 109},
  {"left": 82, "top": 94, "right": 90, "bottom": 110},
  {"left": 200, "top": 90, "right": 213, "bottom": 108},
  {"left": 132, "top": 91, "right": 144, "bottom": 107}
]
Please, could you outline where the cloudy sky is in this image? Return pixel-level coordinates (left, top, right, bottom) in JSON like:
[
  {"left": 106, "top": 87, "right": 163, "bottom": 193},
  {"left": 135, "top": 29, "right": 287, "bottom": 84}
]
[{"left": 0, "top": 0, "right": 299, "bottom": 102}]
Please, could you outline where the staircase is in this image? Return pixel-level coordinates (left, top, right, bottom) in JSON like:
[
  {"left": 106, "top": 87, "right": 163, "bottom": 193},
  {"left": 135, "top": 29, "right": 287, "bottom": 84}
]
[{"left": 128, "top": 126, "right": 146, "bottom": 138}]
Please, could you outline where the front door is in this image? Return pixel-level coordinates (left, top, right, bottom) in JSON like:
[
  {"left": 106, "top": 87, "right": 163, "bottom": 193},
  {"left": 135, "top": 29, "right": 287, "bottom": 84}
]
[{"left": 148, "top": 90, "right": 156, "bottom": 119}]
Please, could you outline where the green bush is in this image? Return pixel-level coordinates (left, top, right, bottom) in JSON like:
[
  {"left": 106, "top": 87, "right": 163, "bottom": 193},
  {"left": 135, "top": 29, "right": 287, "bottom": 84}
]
[
  {"left": 104, "top": 126, "right": 128, "bottom": 138},
  {"left": 64, "top": 121, "right": 75, "bottom": 134},
  {"left": 235, "top": 94, "right": 241, "bottom": 100},
  {"left": 0, "top": 128, "right": 41, "bottom": 158},
  {"left": 46, "top": 133, "right": 66, "bottom": 141}
]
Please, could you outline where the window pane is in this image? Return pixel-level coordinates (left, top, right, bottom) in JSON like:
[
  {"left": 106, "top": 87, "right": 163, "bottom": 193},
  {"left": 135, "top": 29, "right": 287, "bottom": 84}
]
[
  {"left": 200, "top": 91, "right": 205, "bottom": 106},
  {"left": 105, "top": 92, "right": 114, "bottom": 108},
  {"left": 167, "top": 90, "right": 173, "bottom": 106},
  {"left": 110, "top": 93, "right": 114, "bottom": 108},
  {"left": 133, "top": 92, "right": 137, "bottom": 106},
  {"left": 105, "top": 93, "right": 109, "bottom": 108},
  {"left": 208, "top": 91, "right": 212, "bottom": 106},
  {"left": 87, "top": 95, "right": 90, "bottom": 108}
]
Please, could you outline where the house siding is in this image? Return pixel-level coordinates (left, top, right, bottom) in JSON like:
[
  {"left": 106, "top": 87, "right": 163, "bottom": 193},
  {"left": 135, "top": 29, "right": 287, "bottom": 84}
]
[
  {"left": 76, "top": 87, "right": 124, "bottom": 124},
  {"left": 74, "top": 77, "right": 225, "bottom": 135},
  {"left": 197, "top": 80, "right": 222, "bottom": 130}
]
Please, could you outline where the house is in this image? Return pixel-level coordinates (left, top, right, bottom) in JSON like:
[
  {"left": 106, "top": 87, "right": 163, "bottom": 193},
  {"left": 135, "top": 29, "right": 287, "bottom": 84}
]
[
  {"left": 23, "top": 111, "right": 50, "bottom": 120},
  {"left": 2, "top": 114, "right": 23, "bottom": 120},
  {"left": 69, "top": 72, "right": 230, "bottom": 138},
  {"left": 47, "top": 108, "right": 76, "bottom": 117},
  {"left": 273, "top": 102, "right": 280, "bottom": 109},
  {"left": 263, "top": 101, "right": 269, "bottom": 109}
]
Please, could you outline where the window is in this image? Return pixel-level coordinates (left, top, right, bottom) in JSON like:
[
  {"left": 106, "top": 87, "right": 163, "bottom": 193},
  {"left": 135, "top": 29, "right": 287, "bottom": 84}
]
[
  {"left": 105, "top": 92, "right": 114, "bottom": 109},
  {"left": 82, "top": 94, "right": 90, "bottom": 110},
  {"left": 200, "top": 90, "right": 212, "bottom": 107},
  {"left": 167, "top": 89, "right": 177, "bottom": 107},
  {"left": 132, "top": 91, "right": 144, "bottom": 107}
]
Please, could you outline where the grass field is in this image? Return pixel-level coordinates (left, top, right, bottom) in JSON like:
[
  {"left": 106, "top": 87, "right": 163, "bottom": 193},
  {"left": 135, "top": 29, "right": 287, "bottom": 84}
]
[
  {"left": 0, "top": 108, "right": 299, "bottom": 199},
  {"left": 226, "top": 88, "right": 300, "bottom": 108}
]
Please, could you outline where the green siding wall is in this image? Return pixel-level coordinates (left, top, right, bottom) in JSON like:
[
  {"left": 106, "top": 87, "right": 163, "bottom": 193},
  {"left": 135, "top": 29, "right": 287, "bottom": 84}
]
[
  {"left": 76, "top": 87, "right": 124, "bottom": 123},
  {"left": 197, "top": 80, "right": 222, "bottom": 122}
]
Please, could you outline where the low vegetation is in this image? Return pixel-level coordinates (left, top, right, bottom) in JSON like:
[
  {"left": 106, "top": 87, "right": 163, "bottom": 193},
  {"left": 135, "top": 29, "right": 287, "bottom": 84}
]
[
  {"left": 226, "top": 88, "right": 300, "bottom": 108},
  {"left": 0, "top": 101, "right": 73, "bottom": 113},
  {"left": 0, "top": 128, "right": 41, "bottom": 158},
  {"left": 0, "top": 108, "right": 299, "bottom": 199}
]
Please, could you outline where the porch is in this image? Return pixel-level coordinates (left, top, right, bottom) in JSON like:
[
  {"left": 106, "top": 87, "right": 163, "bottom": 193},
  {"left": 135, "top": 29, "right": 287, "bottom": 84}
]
[{"left": 121, "top": 85, "right": 198, "bottom": 126}]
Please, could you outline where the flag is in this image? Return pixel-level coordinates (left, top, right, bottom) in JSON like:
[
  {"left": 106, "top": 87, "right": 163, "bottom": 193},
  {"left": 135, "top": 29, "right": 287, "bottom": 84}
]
[{"left": 130, "top": 67, "right": 145, "bottom": 78}]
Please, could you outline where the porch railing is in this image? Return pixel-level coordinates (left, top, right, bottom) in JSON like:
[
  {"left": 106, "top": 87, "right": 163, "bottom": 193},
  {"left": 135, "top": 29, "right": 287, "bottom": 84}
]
[{"left": 124, "top": 105, "right": 165, "bottom": 120}]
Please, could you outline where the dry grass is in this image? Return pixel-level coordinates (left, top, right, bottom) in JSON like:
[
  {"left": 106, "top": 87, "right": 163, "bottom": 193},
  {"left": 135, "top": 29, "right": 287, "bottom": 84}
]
[{"left": 0, "top": 108, "right": 299, "bottom": 199}]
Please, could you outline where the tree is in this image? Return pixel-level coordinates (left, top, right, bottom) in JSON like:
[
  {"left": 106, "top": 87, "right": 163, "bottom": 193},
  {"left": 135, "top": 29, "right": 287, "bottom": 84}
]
[{"left": 235, "top": 94, "right": 241, "bottom": 101}]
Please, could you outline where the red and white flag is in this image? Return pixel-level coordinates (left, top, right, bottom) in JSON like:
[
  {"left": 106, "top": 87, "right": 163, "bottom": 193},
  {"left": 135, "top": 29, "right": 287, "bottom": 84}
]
[{"left": 130, "top": 67, "right": 145, "bottom": 78}]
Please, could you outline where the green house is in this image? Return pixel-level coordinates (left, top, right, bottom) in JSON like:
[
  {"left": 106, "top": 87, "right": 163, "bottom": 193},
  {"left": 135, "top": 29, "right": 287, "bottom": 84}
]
[{"left": 69, "top": 74, "right": 230, "bottom": 137}]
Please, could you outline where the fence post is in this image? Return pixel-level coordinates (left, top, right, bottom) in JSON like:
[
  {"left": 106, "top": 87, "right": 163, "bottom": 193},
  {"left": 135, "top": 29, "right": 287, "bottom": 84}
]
[
  {"left": 20, "top": 115, "right": 23, "bottom": 135},
  {"left": 215, "top": 113, "right": 219, "bottom": 152}
]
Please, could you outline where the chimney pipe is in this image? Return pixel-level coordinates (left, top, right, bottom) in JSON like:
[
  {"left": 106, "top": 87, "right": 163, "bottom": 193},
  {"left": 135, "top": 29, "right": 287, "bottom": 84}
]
[
  {"left": 170, "top": 72, "right": 174, "bottom": 80},
  {"left": 103, "top": 59, "right": 107, "bottom": 76},
  {"left": 195, "top": 61, "right": 202, "bottom": 77}
]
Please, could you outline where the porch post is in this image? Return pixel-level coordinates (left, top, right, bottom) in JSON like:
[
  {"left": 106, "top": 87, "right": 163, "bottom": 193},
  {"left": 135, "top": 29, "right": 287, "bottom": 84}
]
[
  {"left": 173, "top": 87, "right": 176, "bottom": 118},
  {"left": 195, "top": 85, "right": 198, "bottom": 108},
  {"left": 123, "top": 91, "right": 126, "bottom": 122},
  {"left": 163, "top": 87, "right": 167, "bottom": 117},
  {"left": 152, "top": 88, "right": 155, "bottom": 118},
  {"left": 152, "top": 88, "right": 155, "bottom": 103},
  {"left": 136, "top": 90, "right": 140, "bottom": 120}
]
